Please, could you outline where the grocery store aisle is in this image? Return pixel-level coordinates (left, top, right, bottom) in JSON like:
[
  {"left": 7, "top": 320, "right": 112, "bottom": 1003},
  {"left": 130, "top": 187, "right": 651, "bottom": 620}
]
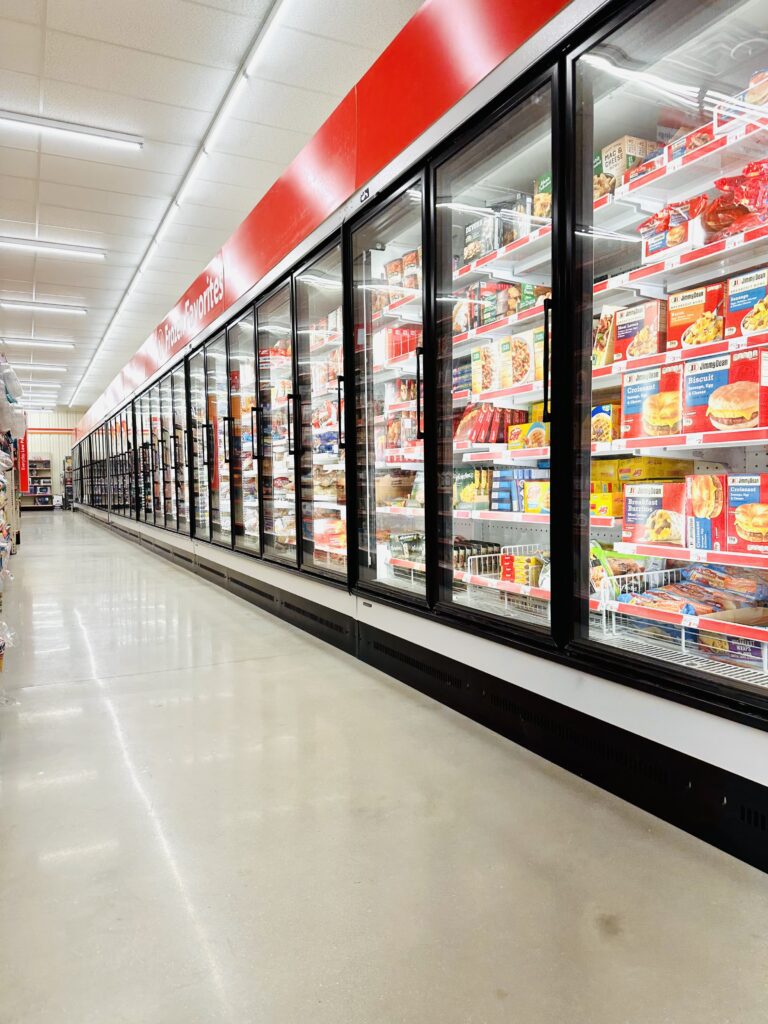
[{"left": 2, "top": 514, "right": 768, "bottom": 1024}]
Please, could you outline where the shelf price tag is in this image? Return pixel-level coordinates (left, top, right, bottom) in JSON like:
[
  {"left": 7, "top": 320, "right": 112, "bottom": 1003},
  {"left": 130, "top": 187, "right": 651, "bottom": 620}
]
[
  {"left": 687, "top": 433, "right": 704, "bottom": 447},
  {"left": 681, "top": 614, "right": 698, "bottom": 628}
]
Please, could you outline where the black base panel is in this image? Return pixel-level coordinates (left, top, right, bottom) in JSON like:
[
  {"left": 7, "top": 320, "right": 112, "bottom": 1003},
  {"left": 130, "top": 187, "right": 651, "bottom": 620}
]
[
  {"left": 357, "top": 623, "right": 768, "bottom": 874},
  {"left": 79, "top": 509, "right": 768, "bottom": 872}
]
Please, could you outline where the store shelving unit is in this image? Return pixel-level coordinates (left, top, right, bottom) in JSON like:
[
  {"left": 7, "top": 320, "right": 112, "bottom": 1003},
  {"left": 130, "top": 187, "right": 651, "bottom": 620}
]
[{"left": 21, "top": 456, "right": 53, "bottom": 511}]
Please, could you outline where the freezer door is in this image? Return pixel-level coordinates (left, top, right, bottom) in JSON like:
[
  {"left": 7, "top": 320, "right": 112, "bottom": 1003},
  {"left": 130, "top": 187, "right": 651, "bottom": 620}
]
[
  {"left": 188, "top": 349, "right": 210, "bottom": 541},
  {"left": 149, "top": 384, "right": 164, "bottom": 526},
  {"left": 351, "top": 184, "right": 427, "bottom": 599},
  {"left": 295, "top": 242, "right": 347, "bottom": 577},
  {"left": 206, "top": 333, "right": 232, "bottom": 547},
  {"left": 172, "top": 365, "right": 191, "bottom": 536},
  {"left": 575, "top": 0, "right": 768, "bottom": 696},
  {"left": 138, "top": 394, "right": 153, "bottom": 522},
  {"left": 160, "top": 375, "right": 176, "bottom": 530},
  {"left": 228, "top": 311, "right": 261, "bottom": 556},
  {"left": 435, "top": 81, "right": 554, "bottom": 631},
  {"left": 257, "top": 284, "right": 298, "bottom": 565}
]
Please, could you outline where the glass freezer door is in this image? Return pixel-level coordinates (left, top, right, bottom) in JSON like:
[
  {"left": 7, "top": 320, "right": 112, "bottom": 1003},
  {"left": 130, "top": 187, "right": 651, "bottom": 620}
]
[
  {"left": 435, "top": 82, "right": 554, "bottom": 630},
  {"left": 128, "top": 405, "right": 137, "bottom": 519},
  {"left": 228, "top": 311, "right": 261, "bottom": 556},
  {"left": 351, "top": 184, "right": 426, "bottom": 599},
  {"left": 160, "top": 374, "right": 176, "bottom": 530},
  {"left": 258, "top": 285, "right": 298, "bottom": 565},
  {"left": 575, "top": 0, "right": 768, "bottom": 695},
  {"left": 189, "top": 349, "right": 210, "bottom": 541},
  {"left": 172, "top": 364, "right": 190, "bottom": 536},
  {"left": 149, "top": 384, "right": 163, "bottom": 525},
  {"left": 138, "top": 393, "right": 153, "bottom": 522},
  {"left": 296, "top": 242, "right": 347, "bottom": 577},
  {"left": 206, "top": 333, "right": 232, "bottom": 547}
]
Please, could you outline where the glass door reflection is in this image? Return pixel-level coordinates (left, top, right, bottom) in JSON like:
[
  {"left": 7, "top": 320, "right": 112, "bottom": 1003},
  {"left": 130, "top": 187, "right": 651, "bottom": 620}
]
[
  {"left": 206, "top": 333, "right": 232, "bottom": 547},
  {"left": 172, "top": 364, "right": 190, "bottom": 536},
  {"left": 229, "top": 311, "right": 260, "bottom": 556},
  {"left": 159, "top": 374, "right": 176, "bottom": 530},
  {"left": 188, "top": 349, "right": 210, "bottom": 541}
]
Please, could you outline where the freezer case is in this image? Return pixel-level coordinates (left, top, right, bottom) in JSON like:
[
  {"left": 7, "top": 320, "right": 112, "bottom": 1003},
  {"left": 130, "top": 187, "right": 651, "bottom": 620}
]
[
  {"left": 296, "top": 240, "right": 347, "bottom": 576},
  {"left": 228, "top": 311, "right": 260, "bottom": 556},
  {"left": 206, "top": 332, "right": 232, "bottom": 547},
  {"left": 188, "top": 349, "right": 210, "bottom": 541},
  {"left": 351, "top": 183, "right": 427, "bottom": 599},
  {"left": 435, "top": 80, "right": 554, "bottom": 630},
  {"left": 574, "top": 0, "right": 768, "bottom": 694},
  {"left": 172, "top": 364, "right": 190, "bottom": 535}
]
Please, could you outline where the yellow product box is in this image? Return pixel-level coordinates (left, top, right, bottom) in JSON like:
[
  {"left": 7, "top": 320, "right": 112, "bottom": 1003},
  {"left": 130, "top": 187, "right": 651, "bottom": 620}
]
[
  {"left": 471, "top": 342, "right": 498, "bottom": 394},
  {"left": 589, "top": 491, "right": 624, "bottom": 518},
  {"left": 530, "top": 401, "right": 545, "bottom": 422},
  {"left": 507, "top": 421, "right": 550, "bottom": 449},
  {"left": 533, "top": 326, "right": 545, "bottom": 382},
  {"left": 591, "top": 404, "right": 621, "bottom": 442},
  {"left": 617, "top": 456, "right": 692, "bottom": 481},
  {"left": 591, "top": 458, "right": 622, "bottom": 484},
  {"left": 523, "top": 480, "right": 551, "bottom": 514}
]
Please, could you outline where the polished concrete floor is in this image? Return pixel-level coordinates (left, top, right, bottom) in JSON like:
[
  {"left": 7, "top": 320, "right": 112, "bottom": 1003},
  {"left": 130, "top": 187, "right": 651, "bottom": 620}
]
[{"left": 2, "top": 513, "right": 768, "bottom": 1023}]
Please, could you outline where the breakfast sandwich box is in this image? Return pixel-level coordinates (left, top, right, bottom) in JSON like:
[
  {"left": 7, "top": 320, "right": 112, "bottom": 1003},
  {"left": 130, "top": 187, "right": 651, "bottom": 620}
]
[
  {"left": 727, "top": 475, "right": 768, "bottom": 554},
  {"left": 613, "top": 300, "right": 667, "bottom": 363},
  {"left": 724, "top": 267, "right": 768, "bottom": 339},
  {"left": 685, "top": 474, "right": 728, "bottom": 551},
  {"left": 681, "top": 348, "right": 768, "bottom": 433},
  {"left": 621, "top": 364, "right": 682, "bottom": 440},
  {"left": 622, "top": 481, "right": 686, "bottom": 546},
  {"left": 667, "top": 283, "right": 725, "bottom": 350}
]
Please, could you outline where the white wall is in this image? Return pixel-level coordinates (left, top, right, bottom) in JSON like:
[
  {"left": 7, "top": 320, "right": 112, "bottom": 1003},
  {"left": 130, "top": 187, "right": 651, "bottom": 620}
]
[{"left": 26, "top": 410, "right": 83, "bottom": 497}]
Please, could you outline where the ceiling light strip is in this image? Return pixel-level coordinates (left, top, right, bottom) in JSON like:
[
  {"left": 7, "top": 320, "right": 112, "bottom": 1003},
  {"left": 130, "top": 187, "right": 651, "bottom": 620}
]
[
  {"left": 10, "top": 363, "right": 67, "bottom": 372},
  {"left": 0, "top": 109, "right": 143, "bottom": 149},
  {"left": 1, "top": 299, "right": 86, "bottom": 315},
  {"left": 1, "top": 337, "right": 75, "bottom": 350},
  {"left": 0, "top": 236, "right": 105, "bottom": 259},
  {"left": 68, "top": 0, "right": 286, "bottom": 408}
]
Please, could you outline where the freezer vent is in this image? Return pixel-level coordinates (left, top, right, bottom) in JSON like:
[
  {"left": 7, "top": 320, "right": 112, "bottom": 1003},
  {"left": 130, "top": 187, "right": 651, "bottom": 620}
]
[
  {"left": 283, "top": 601, "right": 345, "bottom": 635},
  {"left": 739, "top": 804, "right": 768, "bottom": 832},
  {"left": 371, "top": 641, "right": 464, "bottom": 690}
]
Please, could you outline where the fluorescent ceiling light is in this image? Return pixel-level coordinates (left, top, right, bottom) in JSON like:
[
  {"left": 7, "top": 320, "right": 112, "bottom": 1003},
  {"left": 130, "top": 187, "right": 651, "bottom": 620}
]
[
  {"left": 1, "top": 299, "right": 86, "bottom": 315},
  {"left": 0, "top": 109, "right": 143, "bottom": 149},
  {"left": 10, "top": 363, "right": 67, "bottom": 373},
  {"left": 0, "top": 236, "right": 105, "bottom": 259},
  {"left": 1, "top": 337, "right": 75, "bottom": 350}
]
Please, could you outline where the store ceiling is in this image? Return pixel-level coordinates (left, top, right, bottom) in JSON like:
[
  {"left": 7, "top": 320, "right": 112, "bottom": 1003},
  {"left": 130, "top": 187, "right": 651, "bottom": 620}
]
[{"left": 0, "top": 0, "right": 423, "bottom": 411}]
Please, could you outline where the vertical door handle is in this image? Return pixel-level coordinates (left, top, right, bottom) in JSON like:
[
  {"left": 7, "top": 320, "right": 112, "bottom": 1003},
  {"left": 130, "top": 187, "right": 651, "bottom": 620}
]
[
  {"left": 286, "top": 393, "right": 294, "bottom": 455},
  {"left": 543, "top": 297, "right": 552, "bottom": 423},
  {"left": 206, "top": 424, "right": 214, "bottom": 469},
  {"left": 415, "top": 346, "right": 424, "bottom": 440},
  {"left": 200, "top": 425, "right": 208, "bottom": 466},
  {"left": 336, "top": 375, "right": 345, "bottom": 451},
  {"left": 250, "top": 408, "right": 258, "bottom": 459},
  {"left": 222, "top": 417, "right": 230, "bottom": 464}
]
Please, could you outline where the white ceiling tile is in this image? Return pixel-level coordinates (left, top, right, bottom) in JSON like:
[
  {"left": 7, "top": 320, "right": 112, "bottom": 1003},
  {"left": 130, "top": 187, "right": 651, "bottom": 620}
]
[
  {"left": 249, "top": 25, "right": 374, "bottom": 96},
  {"left": 280, "top": 0, "right": 421, "bottom": 49},
  {"left": 39, "top": 154, "right": 177, "bottom": 199},
  {"left": 0, "top": 145, "right": 40, "bottom": 179},
  {"left": 0, "top": 174, "right": 38, "bottom": 204},
  {"left": 0, "top": 18, "right": 43, "bottom": 77},
  {"left": 0, "top": 69, "right": 41, "bottom": 112},
  {"left": 38, "top": 181, "right": 167, "bottom": 220},
  {"left": 2, "top": 1, "right": 45, "bottom": 25},
  {"left": 237, "top": 76, "right": 339, "bottom": 135},
  {"left": 209, "top": 118, "right": 307, "bottom": 165}
]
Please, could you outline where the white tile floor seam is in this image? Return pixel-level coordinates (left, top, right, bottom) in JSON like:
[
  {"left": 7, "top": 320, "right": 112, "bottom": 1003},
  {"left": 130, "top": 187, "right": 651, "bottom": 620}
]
[{"left": 2, "top": 513, "right": 768, "bottom": 1024}]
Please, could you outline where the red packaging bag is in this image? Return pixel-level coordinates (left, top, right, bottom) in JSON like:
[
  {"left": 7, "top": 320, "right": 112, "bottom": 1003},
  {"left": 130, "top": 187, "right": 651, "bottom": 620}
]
[
  {"left": 621, "top": 364, "right": 682, "bottom": 439},
  {"left": 682, "top": 348, "right": 768, "bottom": 433},
  {"left": 623, "top": 481, "right": 686, "bottom": 546},
  {"left": 727, "top": 475, "right": 768, "bottom": 554},
  {"left": 685, "top": 474, "right": 727, "bottom": 551}
]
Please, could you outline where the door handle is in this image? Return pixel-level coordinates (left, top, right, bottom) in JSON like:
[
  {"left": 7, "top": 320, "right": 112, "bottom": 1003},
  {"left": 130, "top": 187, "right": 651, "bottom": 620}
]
[
  {"left": 222, "top": 417, "right": 230, "bottom": 464},
  {"left": 543, "top": 297, "right": 552, "bottom": 423},
  {"left": 200, "top": 425, "right": 208, "bottom": 466},
  {"left": 286, "top": 393, "right": 294, "bottom": 455},
  {"left": 415, "top": 346, "right": 424, "bottom": 440},
  {"left": 250, "top": 407, "right": 259, "bottom": 459},
  {"left": 336, "top": 374, "right": 345, "bottom": 451}
]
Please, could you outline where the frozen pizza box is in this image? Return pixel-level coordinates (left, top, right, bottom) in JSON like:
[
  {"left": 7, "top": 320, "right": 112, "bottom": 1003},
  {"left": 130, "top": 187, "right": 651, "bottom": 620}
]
[
  {"left": 685, "top": 474, "right": 727, "bottom": 551},
  {"left": 623, "top": 481, "right": 686, "bottom": 546},
  {"left": 614, "top": 300, "right": 667, "bottom": 362},
  {"left": 724, "top": 267, "right": 768, "bottom": 339},
  {"left": 727, "top": 475, "right": 768, "bottom": 554},
  {"left": 682, "top": 348, "right": 768, "bottom": 434},
  {"left": 621, "top": 364, "right": 682, "bottom": 439},
  {"left": 667, "top": 283, "right": 725, "bottom": 350}
]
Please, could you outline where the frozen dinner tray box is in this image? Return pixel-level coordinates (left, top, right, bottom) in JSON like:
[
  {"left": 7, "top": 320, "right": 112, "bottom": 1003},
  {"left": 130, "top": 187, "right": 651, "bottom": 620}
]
[
  {"left": 682, "top": 348, "right": 768, "bottom": 433},
  {"left": 725, "top": 267, "right": 768, "bottom": 339},
  {"left": 621, "top": 364, "right": 682, "bottom": 439},
  {"left": 623, "top": 481, "right": 686, "bottom": 546},
  {"left": 613, "top": 300, "right": 667, "bottom": 362},
  {"left": 667, "top": 283, "right": 724, "bottom": 350},
  {"left": 727, "top": 475, "right": 768, "bottom": 554}
]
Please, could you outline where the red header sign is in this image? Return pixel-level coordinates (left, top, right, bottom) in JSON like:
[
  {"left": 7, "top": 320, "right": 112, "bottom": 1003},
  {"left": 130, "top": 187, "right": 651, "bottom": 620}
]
[{"left": 17, "top": 432, "right": 28, "bottom": 492}]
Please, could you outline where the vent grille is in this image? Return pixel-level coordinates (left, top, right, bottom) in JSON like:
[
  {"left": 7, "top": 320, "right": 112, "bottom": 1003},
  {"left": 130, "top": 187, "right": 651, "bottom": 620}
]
[
  {"left": 372, "top": 640, "right": 463, "bottom": 689},
  {"left": 283, "top": 600, "right": 345, "bottom": 634},
  {"left": 740, "top": 804, "right": 768, "bottom": 832}
]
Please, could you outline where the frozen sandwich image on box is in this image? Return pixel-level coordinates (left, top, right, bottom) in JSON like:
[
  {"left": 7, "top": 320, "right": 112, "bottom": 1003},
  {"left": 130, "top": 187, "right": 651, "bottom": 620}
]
[
  {"left": 682, "top": 348, "right": 768, "bottom": 433},
  {"left": 621, "top": 364, "right": 682, "bottom": 439},
  {"left": 727, "top": 475, "right": 768, "bottom": 554},
  {"left": 623, "top": 481, "right": 686, "bottom": 546},
  {"left": 685, "top": 474, "right": 727, "bottom": 551}
]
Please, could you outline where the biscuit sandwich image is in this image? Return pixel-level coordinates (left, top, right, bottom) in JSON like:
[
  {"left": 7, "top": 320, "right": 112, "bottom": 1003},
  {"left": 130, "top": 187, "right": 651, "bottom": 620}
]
[
  {"left": 707, "top": 381, "right": 759, "bottom": 430},
  {"left": 642, "top": 391, "right": 681, "bottom": 436},
  {"left": 734, "top": 502, "right": 768, "bottom": 543},
  {"left": 690, "top": 475, "right": 724, "bottom": 518}
]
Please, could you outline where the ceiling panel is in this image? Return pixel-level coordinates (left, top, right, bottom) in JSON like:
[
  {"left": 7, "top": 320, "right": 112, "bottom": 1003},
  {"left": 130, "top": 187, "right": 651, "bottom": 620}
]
[{"left": 0, "top": 0, "right": 424, "bottom": 409}]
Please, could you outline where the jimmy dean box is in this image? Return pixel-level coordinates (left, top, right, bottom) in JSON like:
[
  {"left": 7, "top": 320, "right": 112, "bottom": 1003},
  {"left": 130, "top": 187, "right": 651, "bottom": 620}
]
[
  {"left": 667, "top": 283, "right": 725, "bottom": 350},
  {"left": 614, "top": 300, "right": 667, "bottom": 362},
  {"left": 725, "top": 267, "right": 768, "bottom": 339},
  {"left": 621, "top": 364, "right": 682, "bottom": 439},
  {"left": 685, "top": 474, "right": 728, "bottom": 551},
  {"left": 682, "top": 348, "right": 768, "bottom": 433},
  {"left": 727, "top": 475, "right": 768, "bottom": 554},
  {"left": 623, "top": 481, "right": 686, "bottom": 546}
]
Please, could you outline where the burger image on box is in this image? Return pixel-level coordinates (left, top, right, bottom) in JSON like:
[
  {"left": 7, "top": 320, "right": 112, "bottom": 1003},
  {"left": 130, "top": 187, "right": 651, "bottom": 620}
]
[
  {"left": 621, "top": 364, "right": 682, "bottom": 439},
  {"left": 727, "top": 475, "right": 768, "bottom": 554},
  {"left": 623, "top": 481, "right": 686, "bottom": 545},
  {"left": 614, "top": 300, "right": 667, "bottom": 362},
  {"left": 682, "top": 348, "right": 768, "bottom": 433},
  {"left": 724, "top": 266, "right": 768, "bottom": 338},
  {"left": 667, "top": 282, "right": 725, "bottom": 350},
  {"left": 685, "top": 474, "right": 727, "bottom": 551}
]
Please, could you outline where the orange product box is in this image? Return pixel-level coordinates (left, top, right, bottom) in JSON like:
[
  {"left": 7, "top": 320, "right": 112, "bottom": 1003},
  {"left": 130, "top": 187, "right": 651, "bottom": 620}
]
[
  {"left": 682, "top": 348, "right": 768, "bottom": 434},
  {"left": 667, "top": 283, "right": 725, "bottom": 350},
  {"left": 621, "top": 364, "right": 682, "bottom": 439},
  {"left": 727, "top": 475, "right": 768, "bottom": 555},
  {"left": 685, "top": 474, "right": 727, "bottom": 551},
  {"left": 613, "top": 300, "right": 667, "bottom": 362},
  {"left": 623, "top": 481, "right": 686, "bottom": 546}
]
